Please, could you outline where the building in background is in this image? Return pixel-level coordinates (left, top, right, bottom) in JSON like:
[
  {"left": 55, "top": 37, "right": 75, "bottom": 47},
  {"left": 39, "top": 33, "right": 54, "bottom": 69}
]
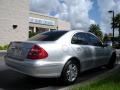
[
  {"left": 29, "top": 12, "right": 71, "bottom": 34},
  {"left": 0, "top": 0, "right": 29, "bottom": 45},
  {"left": 57, "top": 19, "right": 71, "bottom": 30},
  {"left": 0, "top": 1, "right": 71, "bottom": 45}
]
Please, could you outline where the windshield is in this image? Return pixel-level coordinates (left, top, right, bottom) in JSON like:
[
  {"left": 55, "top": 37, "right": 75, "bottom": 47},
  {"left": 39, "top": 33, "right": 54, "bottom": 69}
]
[{"left": 29, "top": 31, "right": 68, "bottom": 41}]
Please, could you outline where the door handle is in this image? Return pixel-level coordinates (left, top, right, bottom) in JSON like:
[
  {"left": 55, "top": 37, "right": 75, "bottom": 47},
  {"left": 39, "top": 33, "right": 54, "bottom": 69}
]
[{"left": 77, "top": 48, "right": 81, "bottom": 51}]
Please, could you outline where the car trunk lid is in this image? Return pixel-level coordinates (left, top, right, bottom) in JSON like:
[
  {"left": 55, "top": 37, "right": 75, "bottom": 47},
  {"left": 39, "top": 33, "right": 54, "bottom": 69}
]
[{"left": 7, "top": 41, "right": 37, "bottom": 60}]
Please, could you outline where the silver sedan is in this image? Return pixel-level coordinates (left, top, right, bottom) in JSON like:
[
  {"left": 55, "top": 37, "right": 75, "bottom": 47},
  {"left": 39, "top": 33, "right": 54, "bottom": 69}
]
[{"left": 5, "top": 30, "right": 116, "bottom": 84}]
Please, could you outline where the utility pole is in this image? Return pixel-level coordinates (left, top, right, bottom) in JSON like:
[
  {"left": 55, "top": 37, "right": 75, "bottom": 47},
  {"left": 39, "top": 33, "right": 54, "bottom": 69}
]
[{"left": 108, "top": 10, "right": 115, "bottom": 43}]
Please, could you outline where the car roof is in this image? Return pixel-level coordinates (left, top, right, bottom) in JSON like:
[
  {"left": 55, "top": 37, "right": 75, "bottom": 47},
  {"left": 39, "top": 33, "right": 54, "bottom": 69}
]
[
  {"left": 52, "top": 30, "right": 93, "bottom": 35},
  {"left": 68, "top": 30, "right": 85, "bottom": 33},
  {"left": 49, "top": 30, "right": 92, "bottom": 35}
]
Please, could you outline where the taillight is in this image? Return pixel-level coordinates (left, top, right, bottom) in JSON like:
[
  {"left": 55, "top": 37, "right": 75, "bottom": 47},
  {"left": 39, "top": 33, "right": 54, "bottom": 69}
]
[{"left": 27, "top": 45, "right": 48, "bottom": 59}]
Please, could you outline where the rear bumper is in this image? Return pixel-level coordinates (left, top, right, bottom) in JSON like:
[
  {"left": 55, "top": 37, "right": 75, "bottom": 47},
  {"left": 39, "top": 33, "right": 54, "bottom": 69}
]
[{"left": 5, "top": 56, "right": 63, "bottom": 78}]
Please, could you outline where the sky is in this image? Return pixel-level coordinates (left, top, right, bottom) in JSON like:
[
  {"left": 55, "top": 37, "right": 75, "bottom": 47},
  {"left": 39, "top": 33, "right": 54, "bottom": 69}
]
[
  {"left": 29, "top": 0, "right": 120, "bottom": 35},
  {"left": 89, "top": 0, "right": 100, "bottom": 24}
]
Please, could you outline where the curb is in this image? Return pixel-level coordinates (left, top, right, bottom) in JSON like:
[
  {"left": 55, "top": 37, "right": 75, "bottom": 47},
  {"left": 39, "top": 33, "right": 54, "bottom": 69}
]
[
  {"left": 0, "top": 50, "right": 6, "bottom": 52},
  {"left": 59, "top": 65, "right": 120, "bottom": 90}
]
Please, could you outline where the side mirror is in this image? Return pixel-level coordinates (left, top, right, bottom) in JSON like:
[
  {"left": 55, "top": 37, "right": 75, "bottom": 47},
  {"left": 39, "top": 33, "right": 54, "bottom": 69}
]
[
  {"left": 102, "top": 43, "right": 108, "bottom": 47},
  {"left": 103, "top": 42, "right": 113, "bottom": 47}
]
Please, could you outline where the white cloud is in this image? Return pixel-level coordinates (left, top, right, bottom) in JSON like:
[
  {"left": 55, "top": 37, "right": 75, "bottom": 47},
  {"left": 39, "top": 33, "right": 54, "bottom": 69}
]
[
  {"left": 58, "top": 0, "right": 94, "bottom": 31},
  {"left": 55, "top": 3, "right": 69, "bottom": 21},
  {"left": 29, "top": 0, "right": 94, "bottom": 31},
  {"left": 97, "top": 0, "right": 120, "bottom": 36},
  {"left": 29, "top": 0, "right": 60, "bottom": 14},
  {"left": 90, "top": 19, "right": 96, "bottom": 24}
]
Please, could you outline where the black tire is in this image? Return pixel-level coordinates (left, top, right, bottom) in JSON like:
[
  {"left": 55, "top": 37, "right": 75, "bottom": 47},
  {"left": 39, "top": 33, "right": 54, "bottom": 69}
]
[
  {"left": 106, "top": 53, "right": 116, "bottom": 69},
  {"left": 60, "top": 60, "right": 79, "bottom": 85}
]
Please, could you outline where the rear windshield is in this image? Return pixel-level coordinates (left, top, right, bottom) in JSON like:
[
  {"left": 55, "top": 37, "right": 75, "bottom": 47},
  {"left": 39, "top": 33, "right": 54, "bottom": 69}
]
[{"left": 29, "top": 31, "right": 68, "bottom": 41}]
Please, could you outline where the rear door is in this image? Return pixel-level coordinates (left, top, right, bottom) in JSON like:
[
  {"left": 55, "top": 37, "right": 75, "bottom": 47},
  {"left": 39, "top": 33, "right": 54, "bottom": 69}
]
[{"left": 71, "top": 32, "right": 95, "bottom": 70}]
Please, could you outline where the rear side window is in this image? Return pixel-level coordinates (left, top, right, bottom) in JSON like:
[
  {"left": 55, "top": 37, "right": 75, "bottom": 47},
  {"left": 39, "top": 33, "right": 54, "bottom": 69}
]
[
  {"left": 71, "top": 33, "right": 89, "bottom": 45},
  {"left": 29, "top": 31, "right": 68, "bottom": 41}
]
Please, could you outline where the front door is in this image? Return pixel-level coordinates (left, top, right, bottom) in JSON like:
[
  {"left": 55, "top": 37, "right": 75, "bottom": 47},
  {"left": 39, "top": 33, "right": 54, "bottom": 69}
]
[{"left": 87, "top": 33, "right": 107, "bottom": 67}]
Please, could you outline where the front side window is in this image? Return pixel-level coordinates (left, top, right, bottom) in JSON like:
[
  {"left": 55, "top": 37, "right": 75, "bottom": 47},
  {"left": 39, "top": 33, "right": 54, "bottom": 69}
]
[
  {"left": 71, "top": 32, "right": 102, "bottom": 46},
  {"left": 86, "top": 33, "right": 102, "bottom": 46}
]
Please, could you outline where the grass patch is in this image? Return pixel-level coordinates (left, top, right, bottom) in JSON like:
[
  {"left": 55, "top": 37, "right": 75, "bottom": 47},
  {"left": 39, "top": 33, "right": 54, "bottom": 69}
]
[
  {"left": 0, "top": 45, "right": 9, "bottom": 50},
  {"left": 71, "top": 70, "right": 120, "bottom": 90}
]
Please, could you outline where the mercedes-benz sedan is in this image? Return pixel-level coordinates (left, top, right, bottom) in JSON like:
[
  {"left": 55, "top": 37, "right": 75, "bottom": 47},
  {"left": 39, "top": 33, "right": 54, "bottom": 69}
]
[{"left": 5, "top": 30, "right": 116, "bottom": 84}]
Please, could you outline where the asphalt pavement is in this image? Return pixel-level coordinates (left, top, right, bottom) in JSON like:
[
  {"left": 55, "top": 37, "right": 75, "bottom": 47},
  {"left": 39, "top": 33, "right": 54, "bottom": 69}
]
[{"left": 0, "top": 50, "right": 119, "bottom": 90}]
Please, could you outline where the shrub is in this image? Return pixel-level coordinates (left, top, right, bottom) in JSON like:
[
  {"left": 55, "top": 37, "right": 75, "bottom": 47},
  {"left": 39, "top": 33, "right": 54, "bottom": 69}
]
[
  {"left": 3, "top": 45, "right": 9, "bottom": 50},
  {"left": 0, "top": 44, "right": 9, "bottom": 50},
  {"left": 0, "top": 46, "right": 3, "bottom": 50},
  {"left": 29, "top": 31, "right": 38, "bottom": 38}
]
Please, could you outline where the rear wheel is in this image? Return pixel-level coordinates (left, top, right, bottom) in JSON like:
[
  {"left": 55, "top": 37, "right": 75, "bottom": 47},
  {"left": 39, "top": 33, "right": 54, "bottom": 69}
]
[
  {"left": 61, "top": 60, "right": 79, "bottom": 85},
  {"left": 106, "top": 53, "right": 116, "bottom": 69}
]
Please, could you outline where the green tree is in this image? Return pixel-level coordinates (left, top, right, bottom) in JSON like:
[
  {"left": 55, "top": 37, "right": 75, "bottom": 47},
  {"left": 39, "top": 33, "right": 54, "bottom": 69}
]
[
  {"left": 103, "top": 34, "right": 111, "bottom": 42},
  {"left": 29, "top": 31, "right": 38, "bottom": 38},
  {"left": 89, "top": 24, "right": 103, "bottom": 40}
]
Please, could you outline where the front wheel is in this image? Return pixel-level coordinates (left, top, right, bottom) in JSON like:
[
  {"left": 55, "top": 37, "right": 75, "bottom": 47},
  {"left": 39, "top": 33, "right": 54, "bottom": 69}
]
[{"left": 61, "top": 60, "right": 79, "bottom": 85}]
